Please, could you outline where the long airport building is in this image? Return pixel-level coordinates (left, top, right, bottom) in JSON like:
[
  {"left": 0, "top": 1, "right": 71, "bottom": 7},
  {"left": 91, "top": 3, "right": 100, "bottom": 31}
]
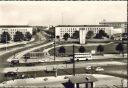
[
  {"left": 0, "top": 25, "right": 33, "bottom": 40},
  {"left": 55, "top": 25, "right": 113, "bottom": 39}
]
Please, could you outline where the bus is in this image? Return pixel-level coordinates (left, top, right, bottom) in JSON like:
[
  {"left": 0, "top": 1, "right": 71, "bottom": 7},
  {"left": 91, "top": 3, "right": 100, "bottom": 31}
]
[{"left": 74, "top": 53, "right": 92, "bottom": 61}]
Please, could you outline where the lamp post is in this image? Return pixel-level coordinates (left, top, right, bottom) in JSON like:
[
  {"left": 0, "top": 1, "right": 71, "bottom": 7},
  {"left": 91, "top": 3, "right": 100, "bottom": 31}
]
[
  {"left": 73, "top": 44, "right": 75, "bottom": 76},
  {"left": 5, "top": 34, "right": 7, "bottom": 52}
]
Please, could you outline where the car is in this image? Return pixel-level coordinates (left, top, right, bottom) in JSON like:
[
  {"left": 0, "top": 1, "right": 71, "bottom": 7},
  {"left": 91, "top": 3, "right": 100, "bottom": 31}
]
[
  {"left": 4, "top": 72, "right": 17, "bottom": 77},
  {"left": 95, "top": 67, "right": 104, "bottom": 71},
  {"left": 85, "top": 66, "right": 92, "bottom": 70},
  {"left": 25, "top": 63, "right": 35, "bottom": 66},
  {"left": 38, "top": 59, "right": 47, "bottom": 62}
]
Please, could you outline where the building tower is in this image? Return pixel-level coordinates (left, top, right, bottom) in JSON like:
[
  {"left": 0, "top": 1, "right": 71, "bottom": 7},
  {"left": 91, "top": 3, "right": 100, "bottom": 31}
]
[{"left": 79, "top": 28, "right": 86, "bottom": 44}]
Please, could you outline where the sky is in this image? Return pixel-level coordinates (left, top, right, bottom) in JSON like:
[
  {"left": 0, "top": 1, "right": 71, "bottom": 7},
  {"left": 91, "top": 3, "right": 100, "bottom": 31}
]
[{"left": 0, "top": 1, "right": 127, "bottom": 26}]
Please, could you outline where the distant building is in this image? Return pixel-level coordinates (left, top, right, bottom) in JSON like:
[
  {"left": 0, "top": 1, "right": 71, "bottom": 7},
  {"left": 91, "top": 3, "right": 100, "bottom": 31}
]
[
  {"left": 55, "top": 25, "right": 113, "bottom": 40},
  {"left": 0, "top": 25, "right": 33, "bottom": 40},
  {"left": 99, "top": 21, "right": 127, "bottom": 33}
]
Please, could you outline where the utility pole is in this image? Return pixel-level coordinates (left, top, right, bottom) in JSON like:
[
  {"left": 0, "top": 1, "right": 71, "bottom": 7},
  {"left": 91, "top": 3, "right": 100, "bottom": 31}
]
[
  {"left": 54, "top": 39, "right": 56, "bottom": 63},
  {"left": 54, "top": 27, "right": 56, "bottom": 63},
  {"left": 6, "top": 35, "right": 7, "bottom": 52},
  {"left": 73, "top": 44, "right": 75, "bottom": 76}
]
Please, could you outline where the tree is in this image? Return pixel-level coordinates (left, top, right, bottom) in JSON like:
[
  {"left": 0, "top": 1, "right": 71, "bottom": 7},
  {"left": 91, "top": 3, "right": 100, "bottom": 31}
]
[
  {"left": 79, "top": 46, "right": 86, "bottom": 53},
  {"left": 86, "top": 31, "right": 94, "bottom": 39},
  {"left": 32, "top": 29, "right": 37, "bottom": 36},
  {"left": 116, "top": 43, "right": 124, "bottom": 57},
  {"left": 58, "top": 46, "right": 66, "bottom": 56},
  {"left": 94, "top": 33, "right": 102, "bottom": 39},
  {"left": 0, "top": 31, "right": 11, "bottom": 43},
  {"left": 94, "top": 30, "right": 109, "bottom": 39},
  {"left": 13, "top": 31, "right": 24, "bottom": 42},
  {"left": 97, "top": 45, "right": 104, "bottom": 54},
  {"left": 63, "top": 33, "right": 70, "bottom": 41},
  {"left": 99, "top": 30, "right": 109, "bottom": 38},
  {"left": 25, "top": 32, "right": 32, "bottom": 41},
  {"left": 72, "top": 31, "right": 79, "bottom": 39}
]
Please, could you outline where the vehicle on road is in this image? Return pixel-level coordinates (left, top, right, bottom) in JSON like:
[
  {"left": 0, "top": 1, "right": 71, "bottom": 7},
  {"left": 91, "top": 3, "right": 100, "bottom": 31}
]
[
  {"left": 95, "top": 67, "right": 104, "bottom": 71},
  {"left": 38, "top": 59, "right": 48, "bottom": 62},
  {"left": 85, "top": 66, "right": 92, "bottom": 70},
  {"left": 74, "top": 53, "right": 92, "bottom": 61},
  {"left": 4, "top": 72, "right": 17, "bottom": 77}
]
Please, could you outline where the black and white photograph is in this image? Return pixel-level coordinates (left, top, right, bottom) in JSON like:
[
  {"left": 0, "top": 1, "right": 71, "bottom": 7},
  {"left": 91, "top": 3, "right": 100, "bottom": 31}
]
[{"left": 0, "top": 1, "right": 127, "bottom": 88}]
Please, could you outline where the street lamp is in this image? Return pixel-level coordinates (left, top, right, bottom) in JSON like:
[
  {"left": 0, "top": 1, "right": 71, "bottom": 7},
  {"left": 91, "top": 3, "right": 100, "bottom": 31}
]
[
  {"left": 5, "top": 34, "right": 7, "bottom": 52},
  {"left": 72, "top": 44, "right": 75, "bottom": 76},
  {"left": 54, "top": 38, "right": 56, "bottom": 63}
]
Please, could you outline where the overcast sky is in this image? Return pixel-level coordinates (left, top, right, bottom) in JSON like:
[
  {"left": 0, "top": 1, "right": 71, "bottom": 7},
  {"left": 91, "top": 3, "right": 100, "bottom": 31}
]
[{"left": 0, "top": 1, "right": 127, "bottom": 26}]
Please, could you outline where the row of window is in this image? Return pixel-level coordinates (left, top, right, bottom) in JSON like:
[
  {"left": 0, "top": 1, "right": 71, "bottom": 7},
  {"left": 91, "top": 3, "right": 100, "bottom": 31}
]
[
  {"left": 2, "top": 29, "right": 27, "bottom": 31},
  {"left": 60, "top": 27, "right": 106, "bottom": 30}
]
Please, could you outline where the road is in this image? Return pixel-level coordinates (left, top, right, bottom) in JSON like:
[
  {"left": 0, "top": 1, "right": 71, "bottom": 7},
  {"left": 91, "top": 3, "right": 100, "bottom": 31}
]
[
  {"left": 0, "top": 31, "right": 49, "bottom": 82},
  {"left": 1, "top": 60, "right": 127, "bottom": 79}
]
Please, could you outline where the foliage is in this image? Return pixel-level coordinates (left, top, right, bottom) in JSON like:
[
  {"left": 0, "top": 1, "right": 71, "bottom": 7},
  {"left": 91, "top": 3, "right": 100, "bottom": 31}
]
[
  {"left": 13, "top": 31, "right": 24, "bottom": 42},
  {"left": 94, "top": 30, "right": 109, "bottom": 39},
  {"left": 97, "top": 45, "right": 104, "bottom": 54},
  {"left": 116, "top": 43, "right": 124, "bottom": 54},
  {"left": 0, "top": 31, "right": 11, "bottom": 43},
  {"left": 25, "top": 32, "right": 32, "bottom": 41},
  {"left": 63, "top": 33, "right": 70, "bottom": 41},
  {"left": 79, "top": 46, "right": 86, "bottom": 53},
  {"left": 45, "top": 26, "right": 55, "bottom": 38},
  {"left": 86, "top": 31, "right": 94, "bottom": 39},
  {"left": 72, "top": 31, "right": 79, "bottom": 39},
  {"left": 58, "top": 46, "right": 66, "bottom": 53},
  {"left": 56, "top": 36, "right": 60, "bottom": 39}
]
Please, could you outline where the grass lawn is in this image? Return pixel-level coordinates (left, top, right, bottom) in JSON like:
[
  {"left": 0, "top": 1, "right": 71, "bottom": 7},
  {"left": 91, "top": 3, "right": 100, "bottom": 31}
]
[{"left": 49, "top": 43, "right": 127, "bottom": 56}]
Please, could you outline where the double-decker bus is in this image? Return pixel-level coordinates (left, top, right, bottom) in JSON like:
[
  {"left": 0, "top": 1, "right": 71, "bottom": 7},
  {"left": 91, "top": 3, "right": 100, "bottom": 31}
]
[{"left": 74, "top": 53, "right": 92, "bottom": 61}]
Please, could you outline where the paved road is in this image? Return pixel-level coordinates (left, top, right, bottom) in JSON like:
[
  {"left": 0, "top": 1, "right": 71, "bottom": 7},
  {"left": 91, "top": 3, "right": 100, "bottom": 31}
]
[
  {"left": 1, "top": 61, "right": 126, "bottom": 74},
  {"left": 0, "top": 32, "right": 48, "bottom": 82},
  {"left": 7, "top": 41, "right": 53, "bottom": 63}
]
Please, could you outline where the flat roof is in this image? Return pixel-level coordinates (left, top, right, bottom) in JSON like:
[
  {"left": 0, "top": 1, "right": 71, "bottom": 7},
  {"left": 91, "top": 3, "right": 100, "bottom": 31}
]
[
  {"left": 56, "top": 25, "right": 111, "bottom": 27},
  {"left": 0, "top": 25, "right": 32, "bottom": 28}
]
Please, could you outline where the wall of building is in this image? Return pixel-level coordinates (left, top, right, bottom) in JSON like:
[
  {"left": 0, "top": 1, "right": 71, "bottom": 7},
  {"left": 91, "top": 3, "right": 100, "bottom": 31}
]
[
  {"left": 0, "top": 26, "right": 33, "bottom": 40},
  {"left": 55, "top": 26, "right": 112, "bottom": 40},
  {"left": 99, "top": 22, "right": 127, "bottom": 33}
]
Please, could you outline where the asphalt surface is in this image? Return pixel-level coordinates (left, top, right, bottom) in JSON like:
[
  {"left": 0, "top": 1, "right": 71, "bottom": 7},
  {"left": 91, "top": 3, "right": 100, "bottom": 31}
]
[{"left": 0, "top": 32, "right": 49, "bottom": 83}]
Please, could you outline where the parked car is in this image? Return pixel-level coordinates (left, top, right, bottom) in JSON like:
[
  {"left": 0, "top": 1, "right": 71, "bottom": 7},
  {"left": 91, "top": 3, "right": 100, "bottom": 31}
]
[
  {"left": 38, "top": 59, "right": 47, "bottom": 62},
  {"left": 4, "top": 72, "right": 17, "bottom": 77},
  {"left": 95, "top": 67, "right": 104, "bottom": 71},
  {"left": 10, "top": 60, "right": 19, "bottom": 66},
  {"left": 85, "top": 66, "right": 92, "bottom": 70}
]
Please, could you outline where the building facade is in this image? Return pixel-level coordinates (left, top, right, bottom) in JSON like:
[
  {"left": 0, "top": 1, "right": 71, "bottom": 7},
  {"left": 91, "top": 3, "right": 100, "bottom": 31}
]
[
  {"left": 55, "top": 25, "right": 113, "bottom": 40},
  {"left": 99, "top": 21, "right": 127, "bottom": 33},
  {"left": 0, "top": 25, "right": 33, "bottom": 40}
]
